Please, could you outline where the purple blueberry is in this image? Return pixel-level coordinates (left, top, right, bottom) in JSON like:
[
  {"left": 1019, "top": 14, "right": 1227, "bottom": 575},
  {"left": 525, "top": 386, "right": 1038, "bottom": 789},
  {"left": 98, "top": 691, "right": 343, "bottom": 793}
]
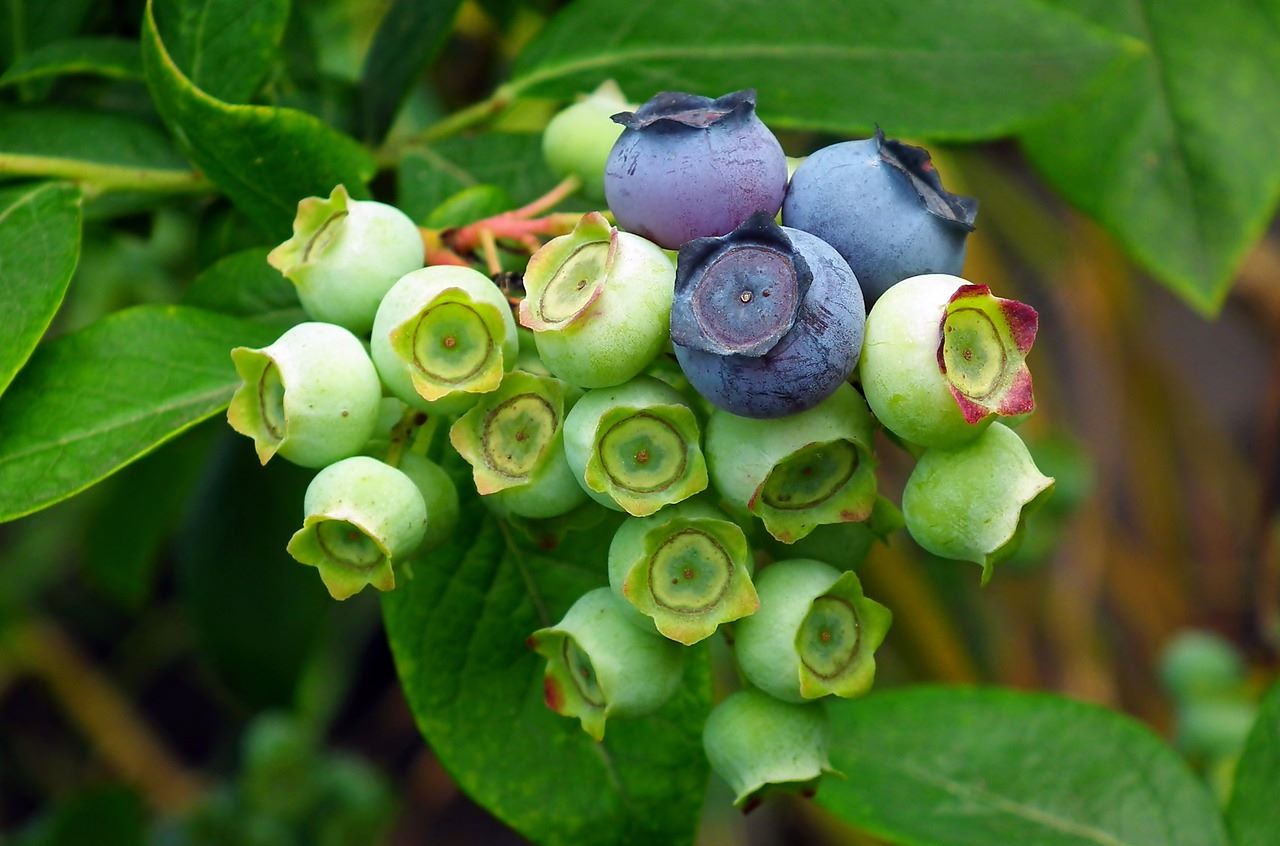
[
  {"left": 671, "top": 213, "right": 864, "bottom": 418},
  {"left": 782, "top": 130, "right": 977, "bottom": 306},
  {"left": 604, "top": 89, "right": 787, "bottom": 250}
]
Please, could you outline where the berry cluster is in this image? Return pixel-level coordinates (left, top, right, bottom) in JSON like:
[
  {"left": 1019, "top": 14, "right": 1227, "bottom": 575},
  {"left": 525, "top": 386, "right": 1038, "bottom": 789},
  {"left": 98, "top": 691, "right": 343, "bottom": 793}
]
[{"left": 227, "top": 84, "right": 1054, "bottom": 810}]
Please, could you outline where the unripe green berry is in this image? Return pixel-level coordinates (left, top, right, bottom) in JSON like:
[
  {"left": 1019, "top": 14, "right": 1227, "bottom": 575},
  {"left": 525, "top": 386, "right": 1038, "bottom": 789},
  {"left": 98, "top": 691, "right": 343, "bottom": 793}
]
[
  {"left": 520, "top": 213, "right": 675, "bottom": 388},
  {"left": 563, "top": 377, "right": 709, "bottom": 516},
  {"left": 449, "top": 370, "right": 587, "bottom": 519},
  {"left": 902, "top": 423, "right": 1054, "bottom": 582},
  {"left": 1160, "top": 630, "right": 1245, "bottom": 702},
  {"left": 228, "top": 322, "right": 381, "bottom": 468},
  {"left": 395, "top": 452, "right": 459, "bottom": 551},
  {"left": 860, "top": 274, "right": 1038, "bottom": 448},
  {"left": 608, "top": 499, "right": 758, "bottom": 645},
  {"left": 372, "top": 266, "right": 519, "bottom": 414},
  {"left": 542, "top": 80, "right": 631, "bottom": 201},
  {"left": 528, "top": 587, "right": 685, "bottom": 740},
  {"left": 735, "top": 559, "right": 891, "bottom": 703},
  {"left": 268, "top": 185, "right": 423, "bottom": 334},
  {"left": 705, "top": 383, "right": 877, "bottom": 543},
  {"left": 702, "top": 689, "right": 836, "bottom": 808},
  {"left": 287, "top": 456, "right": 427, "bottom": 600}
]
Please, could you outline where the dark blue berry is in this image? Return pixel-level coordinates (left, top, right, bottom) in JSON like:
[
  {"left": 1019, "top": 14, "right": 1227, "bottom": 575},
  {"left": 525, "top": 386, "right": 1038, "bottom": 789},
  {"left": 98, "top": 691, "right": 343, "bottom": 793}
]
[
  {"left": 604, "top": 89, "right": 787, "bottom": 250},
  {"left": 671, "top": 213, "right": 864, "bottom": 418},
  {"left": 782, "top": 130, "right": 977, "bottom": 306}
]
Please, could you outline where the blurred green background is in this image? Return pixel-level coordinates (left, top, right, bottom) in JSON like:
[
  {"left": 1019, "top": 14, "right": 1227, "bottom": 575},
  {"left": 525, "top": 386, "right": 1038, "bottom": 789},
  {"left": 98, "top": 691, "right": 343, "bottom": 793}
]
[{"left": 1, "top": 0, "right": 1277, "bottom": 843}]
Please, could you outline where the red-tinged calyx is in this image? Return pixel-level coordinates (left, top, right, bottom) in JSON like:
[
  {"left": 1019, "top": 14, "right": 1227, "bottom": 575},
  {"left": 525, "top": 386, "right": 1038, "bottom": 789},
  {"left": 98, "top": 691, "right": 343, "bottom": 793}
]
[
  {"left": 937, "top": 284, "right": 1038, "bottom": 425},
  {"left": 528, "top": 629, "right": 607, "bottom": 740}
]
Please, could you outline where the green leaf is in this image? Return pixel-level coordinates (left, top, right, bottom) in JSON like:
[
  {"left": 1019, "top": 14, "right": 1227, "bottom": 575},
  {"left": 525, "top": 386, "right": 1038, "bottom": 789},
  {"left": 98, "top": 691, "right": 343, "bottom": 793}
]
[
  {"left": 818, "top": 686, "right": 1229, "bottom": 846},
  {"left": 177, "top": 435, "right": 331, "bottom": 708},
  {"left": 151, "top": 0, "right": 289, "bottom": 103},
  {"left": 183, "top": 245, "right": 303, "bottom": 323},
  {"left": 1021, "top": 0, "right": 1280, "bottom": 315},
  {"left": 140, "top": 0, "right": 376, "bottom": 236},
  {"left": 358, "top": 0, "right": 463, "bottom": 141},
  {"left": 382, "top": 480, "right": 711, "bottom": 846},
  {"left": 80, "top": 422, "right": 218, "bottom": 609},
  {"left": 0, "top": 106, "right": 205, "bottom": 193},
  {"left": 0, "top": 37, "right": 142, "bottom": 87},
  {"left": 11, "top": 787, "right": 143, "bottom": 846},
  {"left": 397, "top": 133, "right": 558, "bottom": 222},
  {"left": 1226, "top": 683, "right": 1280, "bottom": 846},
  {"left": 0, "top": 304, "right": 287, "bottom": 524},
  {"left": 0, "top": 0, "right": 94, "bottom": 70},
  {"left": 506, "top": 0, "right": 1141, "bottom": 140},
  {"left": 0, "top": 181, "right": 80, "bottom": 398}
]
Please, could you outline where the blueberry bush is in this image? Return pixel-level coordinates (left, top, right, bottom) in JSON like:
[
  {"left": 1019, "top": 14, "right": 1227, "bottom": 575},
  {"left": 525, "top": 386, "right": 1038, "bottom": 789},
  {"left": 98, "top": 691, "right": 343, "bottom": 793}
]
[{"left": 1, "top": 1, "right": 1278, "bottom": 845}]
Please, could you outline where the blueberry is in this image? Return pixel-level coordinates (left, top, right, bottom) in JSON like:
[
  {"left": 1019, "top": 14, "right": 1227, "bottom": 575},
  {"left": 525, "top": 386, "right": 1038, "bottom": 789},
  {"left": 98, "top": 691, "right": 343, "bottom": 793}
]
[
  {"left": 604, "top": 89, "right": 787, "bottom": 249},
  {"left": 782, "top": 130, "right": 977, "bottom": 305},
  {"left": 671, "top": 212, "right": 864, "bottom": 418}
]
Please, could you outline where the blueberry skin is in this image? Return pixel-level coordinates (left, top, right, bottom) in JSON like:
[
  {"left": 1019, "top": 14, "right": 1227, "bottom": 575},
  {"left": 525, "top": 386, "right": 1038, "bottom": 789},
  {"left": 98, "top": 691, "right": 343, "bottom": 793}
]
[
  {"left": 672, "top": 214, "right": 864, "bottom": 418},
  {"left": 605, "top": 89, "right": 787, "bottom": 250},
  {"left": 782, "top": 130, "right": 977, "bottom": 306}
]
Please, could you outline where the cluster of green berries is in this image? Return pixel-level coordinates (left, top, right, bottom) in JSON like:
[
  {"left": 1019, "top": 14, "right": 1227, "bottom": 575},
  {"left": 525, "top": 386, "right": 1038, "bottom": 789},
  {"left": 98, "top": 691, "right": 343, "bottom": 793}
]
[{"left": 226, "top": 82, "right": 1055, "bottom": 810}]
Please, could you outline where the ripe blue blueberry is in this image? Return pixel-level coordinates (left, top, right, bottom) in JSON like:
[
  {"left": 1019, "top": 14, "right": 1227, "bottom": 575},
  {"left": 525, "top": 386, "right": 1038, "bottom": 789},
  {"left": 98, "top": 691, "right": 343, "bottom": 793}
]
[
  {"left": 671, "top": 212, "right": 864, "bottom": 418},
  {"left": 604, "top": 89, "right": 787, "bottom": 249},
  {"left": 782, "top": 130, "right": 977, "bottom": 305}
]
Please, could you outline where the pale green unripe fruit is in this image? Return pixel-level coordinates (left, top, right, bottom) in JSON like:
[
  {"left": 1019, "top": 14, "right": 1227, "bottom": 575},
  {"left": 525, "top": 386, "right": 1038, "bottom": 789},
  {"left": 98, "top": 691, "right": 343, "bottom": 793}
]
[
  {"left": 287, "top": 456, "right": 427, "bottom": 600},
  {"left": 268, "top": 185, "right": 423, "bottom": 335},
  {"left": 735, "top": 559, "right": 891, "bottom": 703},
  {"left": 902, "top": 423, "right": 1054, "bottom": 582},
  {"left": 372, "top": 266, "right": 519, "bottom": 414},
  {"left": 563, "top": 377, "right": 708, "bottom": 516},
  {"left": 542, "top": 80, "right": 631, "bottom": 201},
  {"left": 608, "top": 499, "right": 758, "bottom": 645},
  {"left": 228, "top": 322, "right": 381, "bottom": 469},
  {"left": 705, "top": 383, "right": 877, "bottom": 543},
  {"left": 860, "top": 274, "right": 1038, "bottom": 449},
  {"left": 449, "top": 369, "right": 587, "bottom": 519},
  {"left": 395, "top": 452, "right": 459, "bottom": 552},
  {"left": 1160, "top": 630, "right": 1246, "bottom": 702},
  {"left": 528, "top": 587, "right": 685, "bottom": 740},
  {"left": 703, "top": 689, "right": 836, "bottom": 808},
  {"left": 520, "top": 213, "right": 675, "bottom": 388}
]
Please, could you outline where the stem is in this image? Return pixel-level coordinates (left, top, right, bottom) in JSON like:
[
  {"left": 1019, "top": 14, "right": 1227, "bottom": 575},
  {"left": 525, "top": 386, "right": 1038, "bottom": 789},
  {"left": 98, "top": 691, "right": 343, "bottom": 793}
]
[
  {"left": 377, "top": 85, "right": 517, "bottom": 166},
  {"left": 0, "top": 154, "right": 212, "bottom": 196},
  {"left": 3, "top": 619, "right": 206, "bottom": 812},
  {"left": 478, "top": 228, "right": 503, "bottom": 276},
  {"left": 509, "top": 175, "right": 581, "bottom": 220},
  {"left": 385, "top": 409, "right": 427, "bottom": 468},
  {"left": 451, "top": 212, "right": 581, "bottom": 254}
]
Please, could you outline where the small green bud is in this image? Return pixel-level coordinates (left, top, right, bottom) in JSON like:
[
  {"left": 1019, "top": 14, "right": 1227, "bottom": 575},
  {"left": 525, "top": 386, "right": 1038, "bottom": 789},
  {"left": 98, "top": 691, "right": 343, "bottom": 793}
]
[
  {"left": 228, "top": 322, "right": 382, "bottom": 468},
  {"left": 542, "top": 80, "right": 632, "bottom": 201},
  {"left": 703, "top": 689, "right": 836, "bottom": 809},
  {"left": 1160, "top": 630, "right": 1246, "bottom": 702},
  {"left": 268, "top": 185, "right": 423, "bottom": 334},
  {"left": 520, "top": 213, "right": 675, "bottom": 388},
  {"left": 705, "top": 383, "right": 877, "bottom": 543},
  {"left": 735, "top": 559, "right": 891, "bottom": 703},
  {"left": 902, "top": 422, "right": 1054, "bottom": 582},
  {"left": 860, "top": 274, "right": 1038, "bottom": 448},
  {"left": 449, "top": 370, "right": 587, "bottom": 519},
  {"left": 608, "top": 499, "right": 759, "bottom": 645},
  {"left": 563, "top": 377, "right": 709, "bottom": 516},
  {"left": 287, "top": 456, "right": 427, "bottom": 600},
  {"left": 528, "top": 587, "right": 685, "bottom": 740},
  {"left": 371, "top": 266, "right": 519, "bottom": 414}
]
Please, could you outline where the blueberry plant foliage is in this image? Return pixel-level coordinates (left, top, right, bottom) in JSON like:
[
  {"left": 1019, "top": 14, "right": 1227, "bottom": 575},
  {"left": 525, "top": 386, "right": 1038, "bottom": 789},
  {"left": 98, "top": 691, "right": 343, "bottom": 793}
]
[{"left": 0, "top": 1, "right": 1278, "bottom": 845}]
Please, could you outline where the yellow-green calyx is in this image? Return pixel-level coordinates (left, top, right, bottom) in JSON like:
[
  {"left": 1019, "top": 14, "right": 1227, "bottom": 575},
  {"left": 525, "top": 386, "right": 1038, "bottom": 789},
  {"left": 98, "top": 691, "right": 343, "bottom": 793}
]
[
  {"left": 389, "top": 287, "right": 510, "bottom": 401},
  {"left": 450, "top": 370, "right": 570, "bottom": 495},
  {"left": 750, "top": 437, "right": 876, "bottom": 543},
  {"left": 268, "top": 184, "right": 351, "bottom": 279},
  {"left": 622, "top": 513, "right": 759, "bottom": 645},
  {"left": 794, "top": 571, "right": 891, "bottom": 699},
  {"left": 228, "top": 349, "right": 287, "bottom": 465},
  {"left": 585, "top": 403, "right": 708, "bottom": 516},
  {"left": 520, "top": 212, "right": 615, "bottom": 331}
]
